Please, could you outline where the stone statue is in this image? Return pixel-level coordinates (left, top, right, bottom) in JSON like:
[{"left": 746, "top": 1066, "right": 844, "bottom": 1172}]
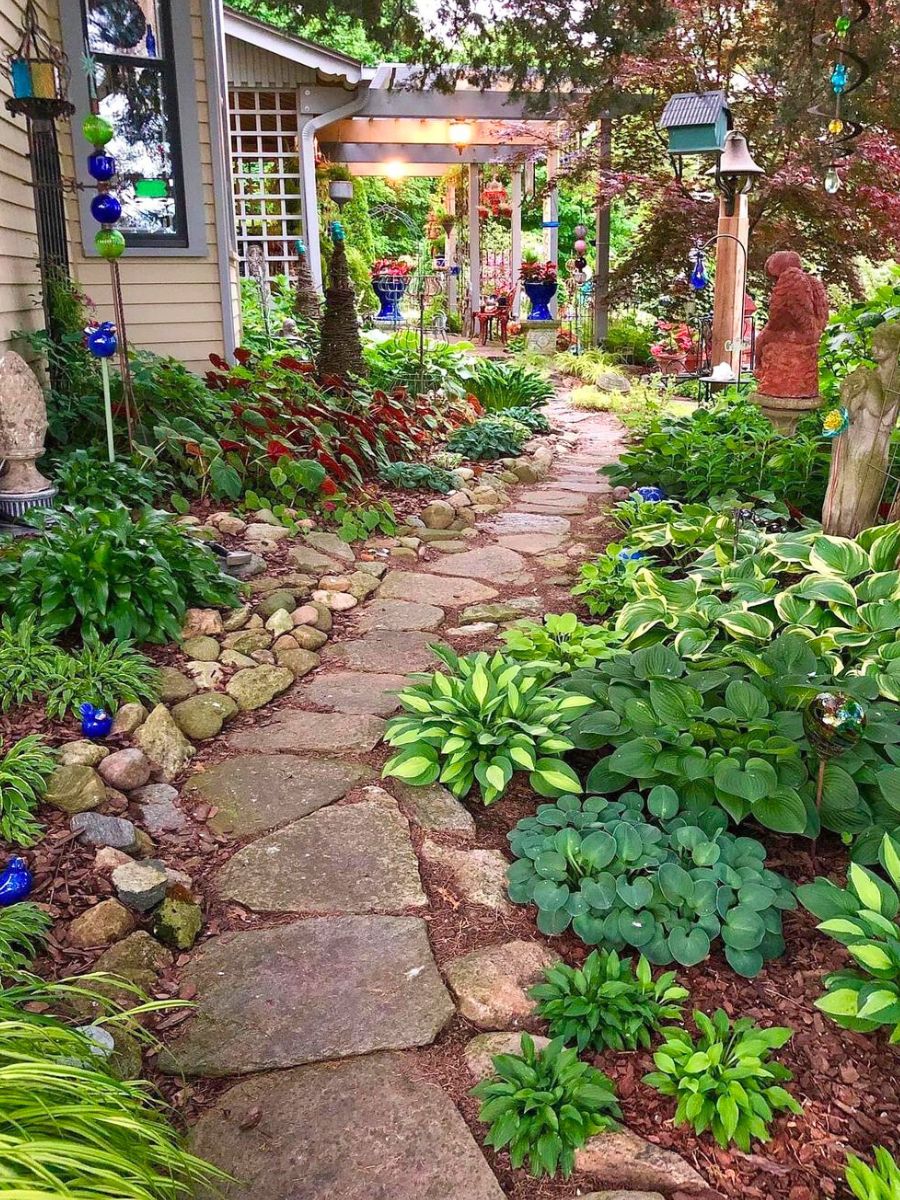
[
  {"left": 0, "top": 351, "right": 51, "bottom": 495},
  {"left": 750, "top": 250, "right": 829, "bottom": 432},
  {"left": 821, "top": 321, "right": 900, "bottom": 536}
]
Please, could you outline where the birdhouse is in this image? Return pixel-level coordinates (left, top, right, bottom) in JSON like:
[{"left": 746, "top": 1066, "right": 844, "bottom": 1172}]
[{"left": 659, "top": 91, "right": 732, "bottom": 158}]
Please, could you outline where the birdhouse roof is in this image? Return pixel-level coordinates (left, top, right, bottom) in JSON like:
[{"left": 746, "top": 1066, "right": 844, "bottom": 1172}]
[{"left": 659, "top": 91, "right": 730, "bottom": 130}]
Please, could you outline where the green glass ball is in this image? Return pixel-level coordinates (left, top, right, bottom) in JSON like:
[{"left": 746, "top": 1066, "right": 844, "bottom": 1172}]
[
  {"left": 803, "top": 692, "right": 866, "bottom": 758},
  {"left": 82, "top": 113, "right": 114, "bottom": 147},
  {"left": 835, "top": 14, "right": 852, "bottom": 33},
  {"left": 95, "top": 228, "right": 125, "bottom": 260}
]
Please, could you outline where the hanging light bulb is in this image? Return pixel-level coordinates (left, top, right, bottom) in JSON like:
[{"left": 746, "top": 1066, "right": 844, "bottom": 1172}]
[
  {"left": 824, "top": 165, "right": 842, "bottom": 193},
  {"left": 690, "top": 252, "right": 708, "bottom": 290}
]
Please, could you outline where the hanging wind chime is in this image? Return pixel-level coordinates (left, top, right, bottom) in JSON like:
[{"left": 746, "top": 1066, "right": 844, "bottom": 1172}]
[{"left": 808, "top": 2, "right": 871, "bottom": 194}]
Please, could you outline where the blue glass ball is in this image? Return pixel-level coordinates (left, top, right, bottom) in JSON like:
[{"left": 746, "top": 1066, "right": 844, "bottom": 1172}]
[
  {"left": 80, "top": 702, "right": 114, "bottom": 737},
  {"left": 617, "top": 548, "right": 646, "bottom": 564},
  {"left": 87, "top": 152, "right": 116, "bottom": 181},
  {"left": 85, "top": 323, "right": 118, "bottom": 359},
  {"left": 632, "top": 486, "right": 667, "bottom": 502},
  {"left": 90, "top": 192, "right": 121, "bottom": 224},
  {"left": 0, "top": 857, "right": 33, "bottom": 906}
]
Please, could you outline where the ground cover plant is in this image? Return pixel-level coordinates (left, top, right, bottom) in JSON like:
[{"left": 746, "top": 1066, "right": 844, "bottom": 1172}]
[
  {"left": 382, "top": 646, "right": 591, "bottom": 804},
  {"left": 499, "top": 406, "right": 550, "bottom": 433},
  {"left": 572, "top": 543, "right": 657, "bottom": 616},
  {"left": 501, "top": 612, "right": 621, "bottom": 674},
  {"left": 471, "top": 1033, "right": 621, "bottom": 1179},
  {"left": 363, "top": 330, "right": 477, "bottom": 398},
  {"left": 643, "top": 1009, "right": 801, "bottom": 1151},
  {"left": 506, "top": 789, "right": 795, "bottom": 974},
  {"left": 52, "top": 447, "right": 170, "bottom": 509},
  {"left": 446, "top": 417, "right": 529, "bottom": 460},
  {"left": 466, "top": 359, "right": 554, "bottom": 410},
  {"left": 530, "top": 949, "right": 688, "bottom": 1052},
  {"left": 377, "top": 460, "right": 461, "bottom": 493}
]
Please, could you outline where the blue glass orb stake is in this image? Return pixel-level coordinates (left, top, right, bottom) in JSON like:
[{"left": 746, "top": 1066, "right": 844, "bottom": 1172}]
[
  {"left": 0, "top": 858, "right": 33, "bottom": 906},
  {"left": 80, "top": 702, "right": 113, "bottom": 738},
  {"left": 85, "top": 322, "right": 118, "bottom": 359},
  {"left": 87, "top": 152, "right": 116, "bottom": 181},
  {"left": 90, "top": 192, "right": 122, "bottom": 224},
  {"left": 632, "top": 486, "right": 667, "bottom": 502}
]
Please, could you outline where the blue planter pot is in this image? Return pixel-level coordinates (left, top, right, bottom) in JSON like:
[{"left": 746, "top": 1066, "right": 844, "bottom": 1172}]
[
  {"left": 523, "top": 280, "right": 557, "bottom": 321},
  {"left": 372, "top": 274, "right": 408, "bottom": 321}
]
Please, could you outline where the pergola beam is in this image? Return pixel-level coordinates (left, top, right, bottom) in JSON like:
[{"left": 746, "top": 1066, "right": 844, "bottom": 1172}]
[
  {"left": 299, "top": 85, "right": 581, "bottom": 121},
  {"left": 321, "top": 117, "right": 559, "bottom": 146},
  {"left": 321, "top": 142, "right": 539, "bottom": 165}
]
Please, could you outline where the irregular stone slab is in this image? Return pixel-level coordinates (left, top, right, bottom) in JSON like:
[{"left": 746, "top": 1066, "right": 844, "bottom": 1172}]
[
  {"left": 45, "top": 765, "right": 105, "bottom": 814},
  {"left": 459, "top": 597, "right": 542, "bottom": 624},
  {"left": 486, "top": 511, "right": 570, "bottom": 535},
  {"left": 357, "top": 598, "right": 446, "bottom": 633},
  {"left": 159, "top": 917, "right": 453, "bottom": 1076},
  {"left": 226, "top": 665, "right": 294, "bottom": 711},
  {"left": 497, "top": 532, "right": 567, "bottom": 554},
  {"left": 324, "top": 630, "right": 437, "bottom": 674},
  {"left": 444, "top": 940, "right": 558, "bottom": 1030},
  {"left": 379, "top": 571, "right": 497, "bottom": 606},
  {"left": 190, "top": 1053, "right": 504, "bottom": 1200},
  {"left": 227, "top": 712, "right": 385, "bottom": 755},
  {"left": 421, "top": 840, "right": 510, "bottom": 911},
  {"left": 390, "top": 780, "right": 475, "bottom": 835},
  {"left": 135, "top": 705, "right": 195, "bottom": 781},
  {"left": 289, "top": 544, "right": 344, "bottom": 574},
  {"left": 304, "top": 670, "right": 407, "bottom": 716},
  {"left": 304, "top": 531, "right": 355, "bottom": 563},
  {"left": 582, "top": 1192, "right": 664, "bottom": 1200},
  {"left": 465, "top": 1031, "right": 551, "bottom": 1081},
  {"left": 575, "top": 1131, "right": 709, "bottom": 1195},
  {"left": 216, "top": 798, "right": 426, "bottom": 914},
  {"left": 428, "top": 545, "right": 528, "bottom": 584},
  {"left": 517, "top": 500, "right": 588, "bottom": 515},
  {"left": 184, "top": 755, "right": 370, "bottom": 837}
]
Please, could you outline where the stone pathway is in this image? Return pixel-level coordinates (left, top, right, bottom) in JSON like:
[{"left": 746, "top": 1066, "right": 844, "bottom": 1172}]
[{"left": 162, "top": 399, "right": 715, "bottom": 1198}]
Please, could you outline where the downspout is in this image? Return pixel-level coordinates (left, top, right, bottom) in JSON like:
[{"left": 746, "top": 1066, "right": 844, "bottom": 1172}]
[
  {"left": 299, "top": 92, "right": 367, "bottom": 291},
  {"left": 203, "top": 0, "right": 239, "bottom": 356}
]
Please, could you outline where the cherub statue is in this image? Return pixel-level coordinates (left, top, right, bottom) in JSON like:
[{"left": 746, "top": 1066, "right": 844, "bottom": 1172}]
[
  {"left": 822, "top": 321, "right": 900, "bottom": 536},
  {"left": 751, "top": 251, "right": 829, "bottom": 430}
]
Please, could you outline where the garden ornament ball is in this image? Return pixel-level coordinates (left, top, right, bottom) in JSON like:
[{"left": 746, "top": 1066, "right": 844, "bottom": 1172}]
[
  {"left": 632, "top": 486, "right": 667, "bottom": 502},
  {"left": 803, "top": 692, "right": 866, "bottom": 759},
  {"left": 0, "top": 857, "right": 33, "bottom": 905},
  {"left": 80, "top": 702, "right": 113, "bottom": 739}
]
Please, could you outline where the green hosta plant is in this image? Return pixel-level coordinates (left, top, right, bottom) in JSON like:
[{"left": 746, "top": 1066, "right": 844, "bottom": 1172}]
[
  {"left": 501, "top": 613, "right": 622, "bottom": 675},
  {"left": 507, "top": 790, "right": 794, "bottom": 974},
  {"left": 447, "top": 418, "right": 528, "bottom": 460},
  {"left": 846, "top": 1146, "right": 900, "bottom": 1199},
  {"left": 500, "top": 406, "right": 551, "bottom": 433},
  {"left": 644, "top": 1010, "right": 801, "bottom": 1151},
  {"left": 471, "top": 1033, "right": 620, "bottom": 1179},
  {"left": 0, "top": 735, "right": 56, "bottom": 846},
  {"left": 530, "top": 949, "right": 688, "bottom": 1052},
  {"left": 798, "top": 836, "right": 900, "bottom": 1039},
  {"left": 572, "top": 544, "right": 652, "bottom": 617},
  {"left": 44, "top": 636, "right": 159, "bottom": 720},
  {"left": 383, "top": 647, "right": 590, "bottom": 804},
  {"left": 377, "top": 460, "right": 461, "bottom": 493}
]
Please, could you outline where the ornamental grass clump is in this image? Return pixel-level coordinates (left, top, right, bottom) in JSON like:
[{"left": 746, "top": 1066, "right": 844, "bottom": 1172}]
[
  {"left": 643, "top": 1009, "right": 801, "bottom": 1151},
  {"left": 0, "top": 735, "right": 56, "bottom": 847},
  {"left": 382, "top": 646, "right": 591, "bottom": 805},
  {"left": 530, "top": 949, "right": 688, "bottom": 1052},
  {"left": 471, "top": 1033, "right": 621, "bottom": 1179}
]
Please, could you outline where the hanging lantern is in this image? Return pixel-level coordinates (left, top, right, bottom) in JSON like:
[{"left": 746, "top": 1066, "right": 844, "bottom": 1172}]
[
  {"left": 448, "top": 119, "right": 473, "bottom": 154},
  {"left": 3, "top": 1, "right": 74, "bottom": 120}
]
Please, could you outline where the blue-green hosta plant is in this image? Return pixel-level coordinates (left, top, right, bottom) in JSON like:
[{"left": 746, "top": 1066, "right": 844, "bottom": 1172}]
[
  {"left": 643, "top": 1009, "right": 801, "bottom": 1151},
  {"left": 470, "top": 1033, "right": 621, "bottom": 1179},
  {"left": 506, "top": 789, "right": 795, "bottom": 974},
  {"left": 382, "top": 647, "right": 591, "bottom": 804},
  {"left": 500, "top": 613, "right": 622, "bottom": 676},
  {"left": 798, "top": 835, "right": 900, "bottom": 1040},
  {"left": 846, "top": 1146, "right": 900, "bottom": 1199},
  {"left": 530, "top": 948, "right": 688, "bottom": 1052}
]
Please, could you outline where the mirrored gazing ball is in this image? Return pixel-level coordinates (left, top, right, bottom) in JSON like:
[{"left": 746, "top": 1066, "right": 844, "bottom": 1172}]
[
  {"left": 90, "top": 192, "right": 122, "bottom": 224},
  {"left": 803, "top": 692, "right": 866, "bottom": 758},
  {"left": 87, "top": 152, "right": 116, "bottom": 181}
]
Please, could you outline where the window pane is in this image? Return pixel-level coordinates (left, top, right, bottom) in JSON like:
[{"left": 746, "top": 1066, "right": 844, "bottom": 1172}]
[
  {"left": 86, "top": 0, "right": 163, "bottom": 59},
  {"left": 94, "top": 59, "right": 179, "bottom": 237}
]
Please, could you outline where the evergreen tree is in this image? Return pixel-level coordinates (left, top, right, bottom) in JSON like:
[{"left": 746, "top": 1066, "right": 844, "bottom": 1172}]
[{"left": 317, "top": 222, "right": 367, "bottom": 379}]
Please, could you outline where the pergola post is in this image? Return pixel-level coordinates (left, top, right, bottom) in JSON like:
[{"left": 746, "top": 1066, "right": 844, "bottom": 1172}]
[
  {"left": 543, "top": 147, "right": 560, "bottom": 317},
  {"left": 445, "top": 182, "right": 458, "bottom": 321},
  {"left": 468, "top": 162, "right": 481, "bottom": 321},
  {"left": 710, "top": 193, "right": 749, "bottom": 380},
  {"left": 510, "top": 166, "right": 523, "bottom": 316},
  {"left": 593, "top": 116, "right": 612, "bottom": 346}
]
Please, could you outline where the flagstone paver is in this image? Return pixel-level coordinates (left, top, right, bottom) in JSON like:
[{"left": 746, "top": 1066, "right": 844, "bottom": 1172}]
[
  {"left": 227, "top": 712, "right": 385, "bottom": 754},
  {"left": 215, "top": 798, "right": 426, "bottom": 914},
  {"left": 323, "top": 629, "right": 439, "bottom": 673},
  {"left": 190, "top": 1053, "right": 505, "bottom": 1200},
  {"left": 356, "top": 598, "right": 445, "bottom": 632},
  {"left": 160, "top": 916, "right": 453, "bottom": 1076},
  {"left": 378, "top": 570, "right": 498, "bottom": 606},
  {"left": 496, "top": 531, "right": 567, "bottom": 554},
  {"left": 428, "top": 544, "right": 530, "bottom": 583},
  {"left": 388, "top": 780, "right": 476, "bottom": 835},
  {"left": 485, "top": 511, "right": 571, "bottom": 535},
  {"left": 183, "top": 755, "right": 371, "bottom": 837},
  {"left": 302, "top": 669, "right": 407, "bottom": 714}
]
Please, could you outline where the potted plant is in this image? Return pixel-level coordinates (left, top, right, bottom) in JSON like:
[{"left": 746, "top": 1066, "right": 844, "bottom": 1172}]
[
  {"left": 520, "top": 259, "right": 559, "bottom": 321},
  {"left": 371, "top": 257, "right": 412, "bottom": 321},
  {"left": 650, "top": 320, "right": 696, "bottom": 374}
]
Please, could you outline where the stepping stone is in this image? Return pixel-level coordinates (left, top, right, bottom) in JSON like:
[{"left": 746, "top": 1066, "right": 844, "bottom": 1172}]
[
  {"left": 552, "top": 479, "right": 610, "bottom": 494},
  {"left": 497, "top": 532, "right": 566, "bottom": 554},
  {"left": 216, "top": 798, "right": 426, "bottom": 914},
  {"left": 303, "top": 670, "right": 407, "bottom": 715},
  {"left": 183, "top": 755, "right": 370, "bottom": 837},
  {"left": 190, "top": 1052, "right": 505, "bottom": 1200},
  {"left": 428, "top": 545, "right": 529, "bottom": 584},
  {"left": 444, "top": 939, "right": 558, "bottom": 1030},
  {"left": 421, "top": 841, "right": 510, "bottom": 911},
  {"left": 356, "top": 599, "right": 445, "bottom": 633},
  {"left": 389, "top": 780, "right": 475, "bottom": 835},
  {"left": 575, "top": 1130, "right": 709, "bottom": 1194},
  {"left": 288, "top": 544, "right": 344, "bottom": 574},
  {"left": 517, "top": 500, "right": 589, "bottom": 515},
  {"left": 379, "top": 571, "right": 497, "bottom": 606},
  {"left": 228, "top": 712, "right": 385, "bottom": 755},
  {"left": 485, "top": 511, "right": 570, "bottom": 535},
  {"left": 159, "top": 917, "right": 453, "bottom": 1076},
  {"left": 325, "top": 630, "right": 438, "bottom": 674},
  {"left": 459, "top": 597, "right": 542, "bottom": 624},
  {"left": 303, "top": 531, "right": 355, "bottom": 563}
]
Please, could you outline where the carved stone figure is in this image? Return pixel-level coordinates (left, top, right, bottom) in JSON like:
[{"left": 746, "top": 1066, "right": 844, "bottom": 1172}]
[
  {"left": 821, "top": 322, "right": 900, "bottom": 536},
  {"left": 750, "top": 250, "right": 829, "bottom": 431},
  {"left": 0, "top": 351, "right": 51, "bottom": 494}
]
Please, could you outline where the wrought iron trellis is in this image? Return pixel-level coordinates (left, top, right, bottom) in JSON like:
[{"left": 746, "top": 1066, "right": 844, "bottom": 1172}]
[{"left": 367, "top": 202, "right": 434, "bottom": 394}]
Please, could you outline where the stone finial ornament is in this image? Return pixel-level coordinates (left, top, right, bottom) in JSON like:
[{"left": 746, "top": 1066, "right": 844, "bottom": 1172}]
[
  {"left": 0, "top": 350, "right": 51, "bottom": 494},
  {"left": 821, "top": 321, "right": 900, "bottom": 536},
  {"left": 749, "top": 250, "right": 829, "bottom": 431}
]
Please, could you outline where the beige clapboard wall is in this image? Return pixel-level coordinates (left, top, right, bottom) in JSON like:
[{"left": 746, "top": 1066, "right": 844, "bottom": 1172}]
[{"left": 0, "top": 0, "right": 237, "bottom": 373}]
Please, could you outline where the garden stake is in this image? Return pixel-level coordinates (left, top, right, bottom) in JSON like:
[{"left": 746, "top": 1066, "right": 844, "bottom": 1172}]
[
  {"left": 803, "top": 692, "right": 866, "bottom": 869},
  {"left": 100, "top": 356, "right": 114, "bottom": 464}
]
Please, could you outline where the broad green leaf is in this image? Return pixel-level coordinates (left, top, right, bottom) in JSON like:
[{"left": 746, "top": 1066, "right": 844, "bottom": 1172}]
[
  {"left": 809, "top": 535, "right": 870, "bottom": 580},
  {"left": 716, "top": 611, "right": 774, "bottom": 640},
  {"left": 794, "top": 574, "right": 858, "bottom": 607}
]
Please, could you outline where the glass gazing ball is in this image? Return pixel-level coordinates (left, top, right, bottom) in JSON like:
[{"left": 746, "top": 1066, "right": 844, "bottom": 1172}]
[
  {"left": 90, "top": 192, "right": 122, "bottom": 224},
  {"left": 573, "top": 224, "right": 588, "bottom": 239},
  {"left": 803, "top": 692, "right": 866, "bottom": 758},
  {"left": 86, "top": 322, "right": 118, "bottom": 358},
  {"left": 87, "top": 152, "right": 116, "bottom": 181},
  {"left": 95, "top": 228, "right": 125, "bottom": 259},
  {"left": 573, "top": 238, "right": 587, "bottom": 254},
  {"left": 82, "top": 113, "right": 114, "bottom": 147},
  {"left": 633, "top": 486, "right": 666, "bottom": 503}
]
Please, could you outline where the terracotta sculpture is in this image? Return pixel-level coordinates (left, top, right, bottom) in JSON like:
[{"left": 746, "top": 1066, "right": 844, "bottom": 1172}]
[
  {"left": 821, "top": 321, "right": 900, "bottom": 536},
  {"left": 750, "top": 250, "right": 829, "bottom": 431},
  {"left": 0, "top": 351, "right": 51, "bottom": 495}
]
